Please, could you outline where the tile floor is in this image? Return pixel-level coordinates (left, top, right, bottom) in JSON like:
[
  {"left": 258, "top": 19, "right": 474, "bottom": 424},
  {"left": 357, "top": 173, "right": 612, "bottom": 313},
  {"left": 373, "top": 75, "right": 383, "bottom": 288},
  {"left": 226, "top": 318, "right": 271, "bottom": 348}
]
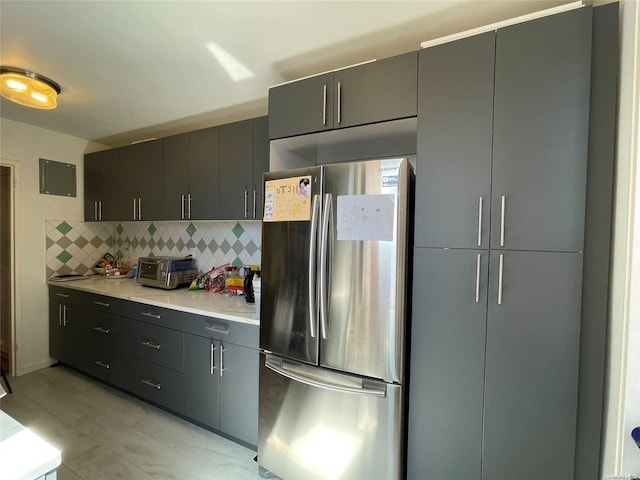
[{"left": 0, "top": 366, "right": 264, "bottom": 480}]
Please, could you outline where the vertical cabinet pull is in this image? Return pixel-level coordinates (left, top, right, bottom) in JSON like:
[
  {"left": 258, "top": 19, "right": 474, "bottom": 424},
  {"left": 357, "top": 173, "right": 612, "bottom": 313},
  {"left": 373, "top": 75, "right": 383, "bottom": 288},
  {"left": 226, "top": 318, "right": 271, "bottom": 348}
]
[
  {"left": 498, "top": 254, "right": 504, "bottom": 305},
  {"left": 99, "top": 201, "right": 103, "bottom": 221},
  {"left": 337, "top": 81, "right": 342, "bottom": 124},
  {"left": 138, "top": 197, "right": 142, "bottom": 220},
  {"left": 475, "top": 254, "right": 481, "bottom": 303},
  {"left": 58, "top": 304, "right": 63, "bottom": 326},
  {"left": 187, "top": 193, "right": 192, "bottom": 219},
  {"left": 477, "top": 197, "right": 483, "bottom": 247},
  {"left": 181, "top": 194, "right": 186, "bottom": 219},
  {"left": 500, "top": 195, "right": 506, "bottom": 247},
  {"left": 253, "top": 189, "right": 257, "bottom": 219},
  {"left": 210, "top": 343, "right": 217, "bottom": 375},
  {"left": 133, "top": 197, "right": 137, "bottom": 220},
  {"left": 244, "top": 189, "right": 249, "bottom": 219},
  {"left": 322, "top": 84, "right": 327, "bottom": 126},
  {"left": 94, "top": 201, "right": 98, "bottom": 221},
  {"left": 220, "top": 345, "right": 225, "bottom": 378}
]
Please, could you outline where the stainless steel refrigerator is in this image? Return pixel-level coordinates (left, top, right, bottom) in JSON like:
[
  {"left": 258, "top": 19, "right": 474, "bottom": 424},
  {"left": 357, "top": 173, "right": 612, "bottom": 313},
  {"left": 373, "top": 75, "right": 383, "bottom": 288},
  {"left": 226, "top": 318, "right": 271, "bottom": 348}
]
[{"left": 258, "top": 157, "right": 412, "bottom": 480}]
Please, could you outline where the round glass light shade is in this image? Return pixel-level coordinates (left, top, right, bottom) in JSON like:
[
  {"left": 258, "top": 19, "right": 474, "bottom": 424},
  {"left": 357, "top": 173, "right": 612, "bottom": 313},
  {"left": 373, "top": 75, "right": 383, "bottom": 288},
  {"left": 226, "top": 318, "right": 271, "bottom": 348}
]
[{"left": 0, "top": 67, "right": 61, "bottom": 110}]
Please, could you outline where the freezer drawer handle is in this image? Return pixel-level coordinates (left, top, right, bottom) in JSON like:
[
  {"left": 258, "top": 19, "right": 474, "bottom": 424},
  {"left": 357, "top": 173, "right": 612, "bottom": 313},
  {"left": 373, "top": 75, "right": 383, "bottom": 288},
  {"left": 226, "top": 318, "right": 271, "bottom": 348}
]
[
  {"left": 265, "top": 359, "right": 386, "bottom": 398},
  {"left": 205, "top": 325, "right": 229, "bottom": 335}
]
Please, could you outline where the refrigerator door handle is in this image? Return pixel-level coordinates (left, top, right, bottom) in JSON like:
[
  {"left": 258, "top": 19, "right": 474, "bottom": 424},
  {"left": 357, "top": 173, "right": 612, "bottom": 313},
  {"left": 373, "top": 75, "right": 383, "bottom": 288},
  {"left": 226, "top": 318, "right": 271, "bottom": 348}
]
[
  {"left": 319, "top": 193, "right": 332, "bottom": 340},
  {"left": 265, "top": 357, "right": 386, "bottom": 398},
  {"left": 308, "top": 194, "right": 321, "bottom": 338}
]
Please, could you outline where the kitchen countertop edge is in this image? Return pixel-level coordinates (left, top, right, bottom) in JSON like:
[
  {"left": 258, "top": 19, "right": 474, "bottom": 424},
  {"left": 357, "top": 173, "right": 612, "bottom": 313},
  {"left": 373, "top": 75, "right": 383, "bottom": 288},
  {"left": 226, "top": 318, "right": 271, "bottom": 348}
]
[{"left": 47, "top": 277, "right": 259, "bottom": 326}]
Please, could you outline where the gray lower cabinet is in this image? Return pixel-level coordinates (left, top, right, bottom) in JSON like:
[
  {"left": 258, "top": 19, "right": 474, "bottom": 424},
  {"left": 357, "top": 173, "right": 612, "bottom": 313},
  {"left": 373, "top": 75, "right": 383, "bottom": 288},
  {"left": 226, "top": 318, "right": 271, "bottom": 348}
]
[
  {"left": 408, "top": 249, "right": 583, "bottom": 480},
  {"left": 48, "top": 285, "right": 259, "bottom": 448}
]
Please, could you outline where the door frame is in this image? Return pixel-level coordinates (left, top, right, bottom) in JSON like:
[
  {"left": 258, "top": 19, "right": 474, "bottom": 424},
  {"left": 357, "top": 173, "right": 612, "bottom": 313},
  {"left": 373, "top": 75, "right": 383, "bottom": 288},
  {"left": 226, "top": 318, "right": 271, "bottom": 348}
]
[{"left": 0, "top": 160, "right": 17, "bottom": 376}]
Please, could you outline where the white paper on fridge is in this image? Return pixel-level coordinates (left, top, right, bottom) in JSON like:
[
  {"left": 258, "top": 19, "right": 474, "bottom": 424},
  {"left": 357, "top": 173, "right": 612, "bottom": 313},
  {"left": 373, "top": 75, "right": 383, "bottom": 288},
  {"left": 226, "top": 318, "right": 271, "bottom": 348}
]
[{"left": 336, "top": 194, "right": 396, "bottom": 241}]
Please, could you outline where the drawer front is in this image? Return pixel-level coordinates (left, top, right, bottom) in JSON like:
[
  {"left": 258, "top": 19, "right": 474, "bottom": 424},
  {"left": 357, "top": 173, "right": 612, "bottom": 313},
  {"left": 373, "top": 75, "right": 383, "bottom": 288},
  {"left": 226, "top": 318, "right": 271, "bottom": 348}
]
[
  {"left": 78, "top": 310, "right": 127, "bottom": 350},
  {"left": 114, "top": 301, "right": 185, "bottom": 331},
  {"left": 128, "top": 321, "right": 184, "bottom": 372},
  {"left": 82, "top": 343, "right": 130, "bottom": 386},
  {"left": 49, "top": 286, "right": 92, "bottom": 307},
  {"left": 127, "top": 360, "right": 185, "bottom": 413},
  {"left": 183, "top": 315, "right": 258, "bottom": 349},
  {"left": 84, "top": 292, "right": 125, "bottom": 313}
]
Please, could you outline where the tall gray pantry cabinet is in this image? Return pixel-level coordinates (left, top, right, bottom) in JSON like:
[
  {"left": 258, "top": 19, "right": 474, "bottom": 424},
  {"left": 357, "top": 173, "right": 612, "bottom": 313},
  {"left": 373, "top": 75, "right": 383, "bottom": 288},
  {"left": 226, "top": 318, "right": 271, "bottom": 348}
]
[{"left": 407, "top": 6, "right": 614, "bottom": 480}]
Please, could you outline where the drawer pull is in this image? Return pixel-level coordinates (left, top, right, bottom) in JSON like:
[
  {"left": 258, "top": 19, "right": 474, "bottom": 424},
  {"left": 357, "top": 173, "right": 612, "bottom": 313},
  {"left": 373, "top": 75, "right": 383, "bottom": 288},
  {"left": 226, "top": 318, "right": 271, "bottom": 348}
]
[
  {"left": 142, "top": 379, "right": 161, "bottom": 390},
  {"left": 205, "top": 325, "right": 229, "bottom": 335},
  {"left": 141, "top": 340, "right": 161, "bottom": 350},
  {"left": 94, "top": 326, "right": 110, "bottom": 334},
  {"left": 94, "top": 301, "right": 110, "bottom": 307},
  {"left": 94, "top": 360, "right": 110, "bottom": 369},
  {"left": 56, "top": 293, "right": 70, "bottom": 298},
  {"left": 142, "top": 312, "right": 161, "bottom": 319}
]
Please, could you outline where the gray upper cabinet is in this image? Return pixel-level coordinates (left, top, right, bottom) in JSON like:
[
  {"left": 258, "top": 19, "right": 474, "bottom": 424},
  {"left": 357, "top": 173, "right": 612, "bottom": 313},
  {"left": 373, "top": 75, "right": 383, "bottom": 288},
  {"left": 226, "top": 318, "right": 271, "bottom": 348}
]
[
  {"left": 483, "top": 250, "right": 583, "bottom": 479},
  {"left": 163, "top": 127, "right": 220, "bottom": 220},
  {"left": 251, "top": 116, "right": 269, "bottom": 220},
  {"left": 333, "top": 51, "right": 417, "bottom": 129},
  {"left": 219, "top": 119, "right": 254, "bottom": 220},
  {"left": 491, "top": 8, "right": 592, "bottom": 252},
  {"left": 414, "top": 33, "right": 495, "bottom": 249},
  {"left": 118, "top": 139, "right": 164, "bottom": 221},
  {"left": 268, "top": 52, "right": 417, "bottom": 139},
  {"left": 268, "top": 72, "right": 334, "bottom": 140},
  {"left": 84, "top": 149, "right": 120, "bottom": 222}
]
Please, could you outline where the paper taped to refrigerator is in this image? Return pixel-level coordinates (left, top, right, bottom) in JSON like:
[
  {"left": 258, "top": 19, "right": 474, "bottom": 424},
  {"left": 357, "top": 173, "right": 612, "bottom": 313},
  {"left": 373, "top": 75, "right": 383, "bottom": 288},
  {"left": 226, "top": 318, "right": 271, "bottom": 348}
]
[
  {"left": 337, "top": 194, "right": 396, "bottom": 241},
  {"left": 263, "top": 176, "right": 312, "bottom": 222}
]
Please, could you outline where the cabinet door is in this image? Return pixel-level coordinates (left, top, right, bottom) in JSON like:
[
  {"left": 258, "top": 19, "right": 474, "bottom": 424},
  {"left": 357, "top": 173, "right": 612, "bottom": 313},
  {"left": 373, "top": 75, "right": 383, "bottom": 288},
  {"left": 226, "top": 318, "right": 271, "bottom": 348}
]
[
  {"left": 163, "top": 133, "right": 190, "bottom": 220},
  {"left": 189, "top": 126, "right": 219, "bottom": 220},
  {"left": 119, "top": 139, "right": 163, "bottom": 220},
  {"left": 219, "top": 120, "right": 253, "bottom": 220},
  {"left": 184, "top": 334, "right": 220, "bottom": 430},
  {"left": 251, "top": 116, "right": 269, "bottom": 220},
  {"left": 491, "top": 8, "right": 592, "bottom": 252},
  {"left": 483, "top": 250, "right": 583, "bottom": 480},
  {"left": 414, "top": 33, "right": 494, "bottom": 248},
  {"left": 268, "top": 72, "right": 334, "bottom": 139},
  {"left": 334, "top": 52, "right": 417, "bottom": 129},
  {"left": 220, "top": 342, "right": 259, "bottom": 447},
  {"left": 84, "top": 150, "right": 120, "bottom": 222},
  {"left": 407, "top": 248, "right": 487, "bottom": 480},
  {"left": 49, "top": 297, "right": 67, "bottom": 361}
]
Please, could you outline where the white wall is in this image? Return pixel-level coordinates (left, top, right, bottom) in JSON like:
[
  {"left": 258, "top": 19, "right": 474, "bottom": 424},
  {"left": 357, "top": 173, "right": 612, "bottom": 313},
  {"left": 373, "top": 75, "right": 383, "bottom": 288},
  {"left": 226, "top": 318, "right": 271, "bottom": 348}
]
[{"left": 0, "top": 118, "right": 107, "bottom": 375}]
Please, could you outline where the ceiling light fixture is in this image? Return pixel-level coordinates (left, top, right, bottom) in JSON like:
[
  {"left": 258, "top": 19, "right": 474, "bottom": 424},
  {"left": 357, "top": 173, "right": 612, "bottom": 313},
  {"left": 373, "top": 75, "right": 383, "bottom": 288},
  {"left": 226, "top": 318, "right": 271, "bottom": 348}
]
[{"left": 0, "top": 66, "right": 61, "bottom": 109}]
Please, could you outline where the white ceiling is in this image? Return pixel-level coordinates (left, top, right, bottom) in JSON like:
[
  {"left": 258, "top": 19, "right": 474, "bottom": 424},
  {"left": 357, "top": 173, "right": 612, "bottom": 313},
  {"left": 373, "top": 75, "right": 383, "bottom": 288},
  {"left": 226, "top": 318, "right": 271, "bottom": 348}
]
[{"left": 0, "top": 0, "right": 573, "bottom": 147}]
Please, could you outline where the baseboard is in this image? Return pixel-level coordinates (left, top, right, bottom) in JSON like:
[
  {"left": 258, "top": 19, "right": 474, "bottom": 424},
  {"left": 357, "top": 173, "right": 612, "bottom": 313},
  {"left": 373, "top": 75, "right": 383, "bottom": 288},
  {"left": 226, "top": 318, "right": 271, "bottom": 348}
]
[{"left": 17, "top": 359, "right": 56, "bottom": 376}]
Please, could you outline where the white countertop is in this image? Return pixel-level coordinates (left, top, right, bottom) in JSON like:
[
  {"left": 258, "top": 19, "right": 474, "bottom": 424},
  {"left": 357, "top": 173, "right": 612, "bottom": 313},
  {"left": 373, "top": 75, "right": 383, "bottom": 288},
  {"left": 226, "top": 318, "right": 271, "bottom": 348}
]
[
  {"left": 0, "top": 411, "right": 61, "bottom": 480},
  {"left": 47, "top": 276, "right": 259, "bottom": 325}
]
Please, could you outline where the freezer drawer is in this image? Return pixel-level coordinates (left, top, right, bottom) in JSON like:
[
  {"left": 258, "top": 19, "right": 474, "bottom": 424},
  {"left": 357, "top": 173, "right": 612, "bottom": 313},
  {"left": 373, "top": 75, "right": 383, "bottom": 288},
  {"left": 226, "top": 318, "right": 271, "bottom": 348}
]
[{"left": 258, "top": 353, "right": 403, "bottom": 480}]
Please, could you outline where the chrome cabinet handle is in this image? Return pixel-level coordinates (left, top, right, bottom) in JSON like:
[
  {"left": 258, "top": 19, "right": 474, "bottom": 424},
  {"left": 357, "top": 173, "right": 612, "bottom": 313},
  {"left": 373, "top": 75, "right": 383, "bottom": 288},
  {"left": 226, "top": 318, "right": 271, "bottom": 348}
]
[
  {"left": 94, "top": 201, "right": 98, "bottom": 221},
  {"left": 133, "top": 197, "right": 137, "bottom": 220},
  {"left": 142, "top": 379, "right": 161, "bottom": 390},
  {"left": 141, "top": 340, "right": 161, "bottom": 350},
  {"left": 56, "top": 293, "right": 70, "bottom": 298},
  {"left": 181, "top": 194, "right": 185, "bottom": 220},
  {"left": 210, "top": 343, "right": 217, "bottom": 375},
  {"left": 94, "top": 360, "right": 110, "bottom": 369},
  {"left": 337, "top": 81, "right": 342, "bottom": 124},
  {"left": 244, "top": 189, "right": 249, "bottom": 219},
  {"left": 498, "top": 254, "right": 504, "bottom": 305},
  {"left": 63, "top": 305, "right": 68, "bottom": 326},
  {"left": 187, "top": 193, "right": 192, "bottom": 219},
  {"left": 253, "top": 189, "right": 257, "bottom": 219},
  {"left": 204, "top": 325, "right": 229, "bottom": 335},
  {"left": 93, "top": 301, "right": 110, "bottom": 307},
  {"left": 94, "top": 326, "right": 110, "bottom": 334},
  {"left": 477, "top": 197, "right": 483, "bottom": 247},
  {"left": 138, "top": 197, "right": 142, "bottom": 220},
  {"left": 99, "top": 201, "right": 103, "bottom": 221},
  {"left": 58, "top": 304, "right": 63, "bottom": 326},
  {"left": 475, "top": 254, "right": 481, "bottom": 303},
  {"left": 322, "top": 84, "right": 327, "bottom": 126},
  {"left": 500, "top": 195, "right": 506, "bottom": 247},
  {"left": 319, "top": 193, "right": 332, "bottom": 340},
  {"left": 308, "top": 194, "right": 320, "bottom": 339},
  {"left": 142, "top": 312, "right": 161, "bottom": 319},
  {"left": 220, "top": 345, "right": 225, "bottom": 379}
]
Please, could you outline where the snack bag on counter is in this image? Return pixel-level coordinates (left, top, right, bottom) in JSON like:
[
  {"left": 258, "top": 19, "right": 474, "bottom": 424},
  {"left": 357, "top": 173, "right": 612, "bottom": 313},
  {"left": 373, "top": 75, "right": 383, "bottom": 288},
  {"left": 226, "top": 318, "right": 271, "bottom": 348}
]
[{"left": 189, "top": 264, "right": 229, "bottom": 292}]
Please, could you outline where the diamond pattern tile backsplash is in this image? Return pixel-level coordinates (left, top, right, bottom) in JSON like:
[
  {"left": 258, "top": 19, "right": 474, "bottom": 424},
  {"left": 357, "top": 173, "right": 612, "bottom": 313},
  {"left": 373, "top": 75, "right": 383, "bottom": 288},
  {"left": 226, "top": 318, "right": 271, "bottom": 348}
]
[{"left": 46, "top": 220, "right": 262, "bottom": 278}]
